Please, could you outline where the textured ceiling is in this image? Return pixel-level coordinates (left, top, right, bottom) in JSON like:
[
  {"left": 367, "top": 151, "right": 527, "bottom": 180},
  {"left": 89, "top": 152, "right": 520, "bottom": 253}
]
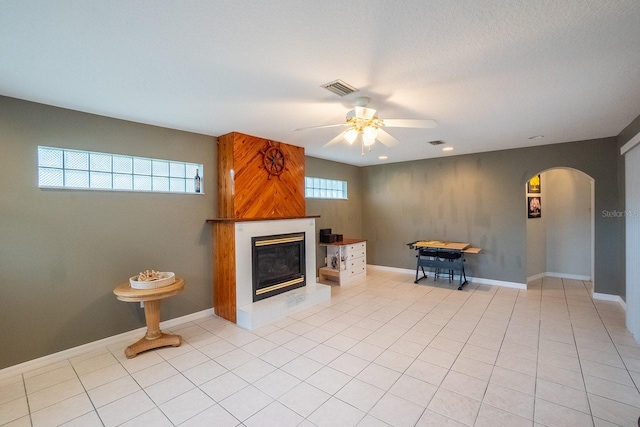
[{"left": 1, "top": 1, "right": 639, "bottom": 166}]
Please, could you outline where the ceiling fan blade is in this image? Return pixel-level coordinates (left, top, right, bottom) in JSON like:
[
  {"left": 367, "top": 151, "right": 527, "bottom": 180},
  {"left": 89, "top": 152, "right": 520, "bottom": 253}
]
[
  {"left": 355, "top": 106, "right": 376, "bottom": 120},
  {"left": 323, "top": 130, "right": 348, "bottom": 148},
  {"left": 292, "top": 123, "right": 345, "bottom": 131},
  {"left": 376, "top": 129, "right": 399, "bottom": 147},
  {"left": 382, "top": 119, "right": 438, "bottom": 129}
]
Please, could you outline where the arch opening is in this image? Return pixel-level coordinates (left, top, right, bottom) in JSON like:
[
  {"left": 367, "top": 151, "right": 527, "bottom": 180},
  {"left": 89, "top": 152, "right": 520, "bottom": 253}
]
[{"left": 525, "top": 167, "right": 595, "bottom": 290}]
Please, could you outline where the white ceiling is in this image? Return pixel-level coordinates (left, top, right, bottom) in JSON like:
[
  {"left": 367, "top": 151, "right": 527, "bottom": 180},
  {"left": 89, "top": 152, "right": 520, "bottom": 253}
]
[{"left": 1, "top": 1, "right": 639, "bottom": 166}]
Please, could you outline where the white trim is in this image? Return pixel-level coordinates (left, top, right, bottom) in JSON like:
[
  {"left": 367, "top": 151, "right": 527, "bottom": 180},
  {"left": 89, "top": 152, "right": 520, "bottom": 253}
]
[
  {"left": 367, "top": 264, "right": 412, "bottom": 274},
  {"left": 527, "top": 273, "right": 547, "bottom": 282},
  {"left": 469, "top": 276, "right": 527, "bottom": 290},
  {"left": 367, "top": 265, "right": 527, "bottom": 290},
  {"left": 593, "top": 292, "right": 626, "bottom": 310},
  {"left": 528, "top": 272, "right": 591, "bottom": 283},
  {"left": 620, "top": 131, "right": 640, "bottom": 155},
  {"left": 0, "top": 308, "right": 214, "bottom": 382},
  {"left": 544, "top": 272, "right": 591, "bottom": 281}
]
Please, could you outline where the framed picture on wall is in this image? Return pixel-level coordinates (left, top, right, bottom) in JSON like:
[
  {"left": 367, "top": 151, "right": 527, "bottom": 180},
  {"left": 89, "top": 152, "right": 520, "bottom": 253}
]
[
  {"left": 527, "top": 174, "right": 541, "bottom": 193},
  {"left": 528, "top": 196, "right": 541, "bottom": 218}
]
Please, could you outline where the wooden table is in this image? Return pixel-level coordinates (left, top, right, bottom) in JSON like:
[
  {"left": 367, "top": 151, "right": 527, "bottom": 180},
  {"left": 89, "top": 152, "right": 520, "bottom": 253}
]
[
  {"left": 408, "top": 241, "right": 481, "bottom": 290},
  {"left": 113, "top": 277, "right": 185, "bottom": 358}
]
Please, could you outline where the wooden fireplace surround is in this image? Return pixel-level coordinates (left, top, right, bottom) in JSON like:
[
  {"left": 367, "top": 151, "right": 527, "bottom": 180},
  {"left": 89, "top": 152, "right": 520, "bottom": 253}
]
[{"left": 207, "top": 132, "right": 313, "bottom": 323}]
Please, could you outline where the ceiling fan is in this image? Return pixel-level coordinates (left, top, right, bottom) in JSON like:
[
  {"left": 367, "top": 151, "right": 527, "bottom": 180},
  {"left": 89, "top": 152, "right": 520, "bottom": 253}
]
[{"left": 294, "top": 96, "right": 438, "bottom": 155}]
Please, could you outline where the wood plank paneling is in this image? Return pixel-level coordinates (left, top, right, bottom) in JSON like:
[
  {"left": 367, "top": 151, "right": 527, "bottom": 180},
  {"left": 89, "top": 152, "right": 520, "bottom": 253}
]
[
  {"left": 216, "top": 132, "right": 305, "bottom": 219},
  {"left": 213, "top": 222, "right": 236, "bottom": 322},
  {"left": 217, "top": 133, "right": 236, "bottom": 218},
  {"left": 213, "top": 132, "right": 306, "bottom": 323}
]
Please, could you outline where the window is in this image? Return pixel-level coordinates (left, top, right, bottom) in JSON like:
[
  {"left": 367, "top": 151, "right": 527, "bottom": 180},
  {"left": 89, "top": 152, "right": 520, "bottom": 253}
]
[
  {"left": 305, "top": 177, "right": 347, "bottom": 199},
  {"left": 37, "top": 146, "right": 203, "bottom": 194}
]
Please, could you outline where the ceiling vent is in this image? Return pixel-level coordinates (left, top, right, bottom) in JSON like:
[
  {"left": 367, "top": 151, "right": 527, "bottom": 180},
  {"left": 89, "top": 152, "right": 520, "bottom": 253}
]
[
  {"left": 321, "top": 80, "right": 359, "bottom": 97},
  {"left": 428, "top": 140, "right": 445, "bottom": 146}
]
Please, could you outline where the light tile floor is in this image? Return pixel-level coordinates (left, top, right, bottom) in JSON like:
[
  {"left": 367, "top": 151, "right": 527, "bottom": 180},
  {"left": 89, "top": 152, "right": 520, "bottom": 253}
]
[{"left": 2, "top": 271, "right": 640, "bottom": 426}]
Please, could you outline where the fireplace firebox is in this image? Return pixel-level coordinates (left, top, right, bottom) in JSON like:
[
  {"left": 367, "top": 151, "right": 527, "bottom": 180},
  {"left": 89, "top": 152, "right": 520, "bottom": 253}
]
[{"left": 251, "top": 232, "right": 306, "bottom": 302}]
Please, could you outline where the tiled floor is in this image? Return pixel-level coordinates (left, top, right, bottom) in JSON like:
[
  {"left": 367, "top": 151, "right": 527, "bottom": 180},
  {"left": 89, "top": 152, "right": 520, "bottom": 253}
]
[{"left": 2, "top": 271, "right": 640, "bottom": 426}]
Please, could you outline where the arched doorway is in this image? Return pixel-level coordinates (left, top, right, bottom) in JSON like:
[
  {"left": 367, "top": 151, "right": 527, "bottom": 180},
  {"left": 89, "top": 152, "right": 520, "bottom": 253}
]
[{"left": 525, "top": 168, "right": 595, "bottom": 289}]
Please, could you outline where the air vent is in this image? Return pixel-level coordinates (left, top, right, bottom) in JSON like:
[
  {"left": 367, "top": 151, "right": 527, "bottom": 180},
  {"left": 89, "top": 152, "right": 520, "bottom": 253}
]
[
  {"left": 428, "top": 140, "right": 445, "bottom": 146},
  {"left": 321, "top": 80, "right": 359, "bottom": 97}
]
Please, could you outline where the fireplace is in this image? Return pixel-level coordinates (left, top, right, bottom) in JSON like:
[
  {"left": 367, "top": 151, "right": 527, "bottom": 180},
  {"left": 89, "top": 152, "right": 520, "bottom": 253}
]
[{"left": 252, "top": 232, "right": 306, "bottom": 302}]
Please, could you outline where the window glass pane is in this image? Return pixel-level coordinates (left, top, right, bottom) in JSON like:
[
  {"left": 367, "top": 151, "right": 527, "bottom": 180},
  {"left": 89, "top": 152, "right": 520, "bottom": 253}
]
[
  {"left": 153, "top": 160, "right": 169, "bottom": 177},
  {"left": 65, "top": 151, "right": 89, "bottom": 170},
  {"left": 90, "top": 172, "right": 112, "bottom": 189},
  {"left": 134, "top": 158, "right": 151, "bottom": 175},
  {"left": 39, "top": 168, "right": 64, "bottom": 187},
  {"left": 134, "top": 175, "right": 152, "bottom": 191},
  {"left": 38, "top": 147, "right": 63, "bottom": 168},
  {"left": 305, "top": 176, "right": 347, "bottom": 199},
  {"left": 153, "top": 176, "right": 169, "bottom": 191},
  {"left": 90, "top": 153, "right": 111, "bottom": 172},
  {"left": 170, "top": 178, "right": 185, "bottom": 192},
  {"left": 185, "top": 164, "right": 198, "bottom": 178},
  {"left": 113, "top": 173, "right": 133, "bottom": 190},
  {"left": 170, "top": 162, "right": 185, "bottom": 178},
  {"left": 113, "top": 156, "right": 132, "bottom": 174},
  {"left": 37, "top": 147, "right": 202, "bottom": 194},
  {"left": 65, "top": 170, "right": 89, "bottom": 188}
]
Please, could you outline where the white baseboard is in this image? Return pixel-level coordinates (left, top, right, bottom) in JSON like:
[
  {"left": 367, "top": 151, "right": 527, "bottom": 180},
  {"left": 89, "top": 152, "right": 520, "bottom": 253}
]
[
  {"left": 527, "top": 273, "right": 547, "bottom": 282},
  {"left": 468, "top": 276, "right": 527, "bottom": 290},
  {"left": 367, "top": 264, "right": 412, "bottom": 274},
  {"left": 0, "top": 308, "right": 215, "bottom": 382},
  {"left": 527, "top": 272, "right": 591, "bottom": 283},
  {"left": 367, "top": 265, "right": 527, "bottom": 290},
  {"left": 593, "top": 292, "right": 626, "bottom": 310},
  {"left": 545, "top": 272, "right": 591, "bottom": 281}
]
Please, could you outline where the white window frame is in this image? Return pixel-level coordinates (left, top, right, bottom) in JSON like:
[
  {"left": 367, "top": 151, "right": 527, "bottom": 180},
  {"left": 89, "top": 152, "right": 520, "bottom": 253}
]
[
  {"left": 305, "top": 177, "right": 347, "bottom": 199},
  {"left": 37, "top": 146, "right": 203, "bottom": 194}
]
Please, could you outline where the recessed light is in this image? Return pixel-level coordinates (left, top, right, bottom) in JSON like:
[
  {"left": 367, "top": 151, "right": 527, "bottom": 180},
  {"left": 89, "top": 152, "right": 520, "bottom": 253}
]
[
  {"left": 528, "top": 135, "right": 544, "bottom": 140},
  {"left": 378, "top": 155, "right": 388, "bottom": 160},
  {"left": 442, "top": 147, "right": 453, "bottom": 152}
]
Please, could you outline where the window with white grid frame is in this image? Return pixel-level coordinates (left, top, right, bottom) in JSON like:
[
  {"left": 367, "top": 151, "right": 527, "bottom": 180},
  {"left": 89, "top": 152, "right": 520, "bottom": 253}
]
[
  {"left": 37, "top": 146, "right": 203, "bottom": 194},
  {"left": 305, "top": 177, "right": 347, "bottom": 199}
]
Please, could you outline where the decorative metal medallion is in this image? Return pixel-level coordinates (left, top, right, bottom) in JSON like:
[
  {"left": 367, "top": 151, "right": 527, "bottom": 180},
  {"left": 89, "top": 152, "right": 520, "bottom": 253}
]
[{"left": 259, "top": 141, "right": 287, "bottom": 180}]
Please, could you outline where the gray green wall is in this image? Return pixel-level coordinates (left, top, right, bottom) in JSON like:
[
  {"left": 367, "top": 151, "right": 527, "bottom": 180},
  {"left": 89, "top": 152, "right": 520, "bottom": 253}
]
[
  {"left": 0, "top": 94, "right": 634, "bottom": 370},
  {"left": 305, "top": 157, "right": 362, "bottom": 272},
  {"left": 544, "top": 169, "right": 592, "bottom": 277},
  {"left": 360, "top": 138, "right": 623, "bottom": 296},
  {"left": 0, "top": 96, "right": 216, "bottom": 369}
]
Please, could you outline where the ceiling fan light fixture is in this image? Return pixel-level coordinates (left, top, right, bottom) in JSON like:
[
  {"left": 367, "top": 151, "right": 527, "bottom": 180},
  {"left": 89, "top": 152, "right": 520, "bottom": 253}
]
[
  {"left": 344, "top": 128, "right": 358, "bottom": 144},
  {"left": 363, "top": 125, "right": 378, "bottom": 141},
  {"left": 363, "top": 134, "right": 376, "bottom": 146}
]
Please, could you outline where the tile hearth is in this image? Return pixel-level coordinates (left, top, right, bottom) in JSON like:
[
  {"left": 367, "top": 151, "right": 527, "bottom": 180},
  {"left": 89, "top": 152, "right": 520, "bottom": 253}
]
[{"left": 1, "top": 270, "right": 638, "bottom": 426}]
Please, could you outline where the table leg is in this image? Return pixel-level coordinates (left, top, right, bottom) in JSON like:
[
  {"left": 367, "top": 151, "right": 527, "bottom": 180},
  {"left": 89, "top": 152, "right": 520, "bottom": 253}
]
[{"left": 124, "top": 299, "right": 182, "bottom": 358}]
